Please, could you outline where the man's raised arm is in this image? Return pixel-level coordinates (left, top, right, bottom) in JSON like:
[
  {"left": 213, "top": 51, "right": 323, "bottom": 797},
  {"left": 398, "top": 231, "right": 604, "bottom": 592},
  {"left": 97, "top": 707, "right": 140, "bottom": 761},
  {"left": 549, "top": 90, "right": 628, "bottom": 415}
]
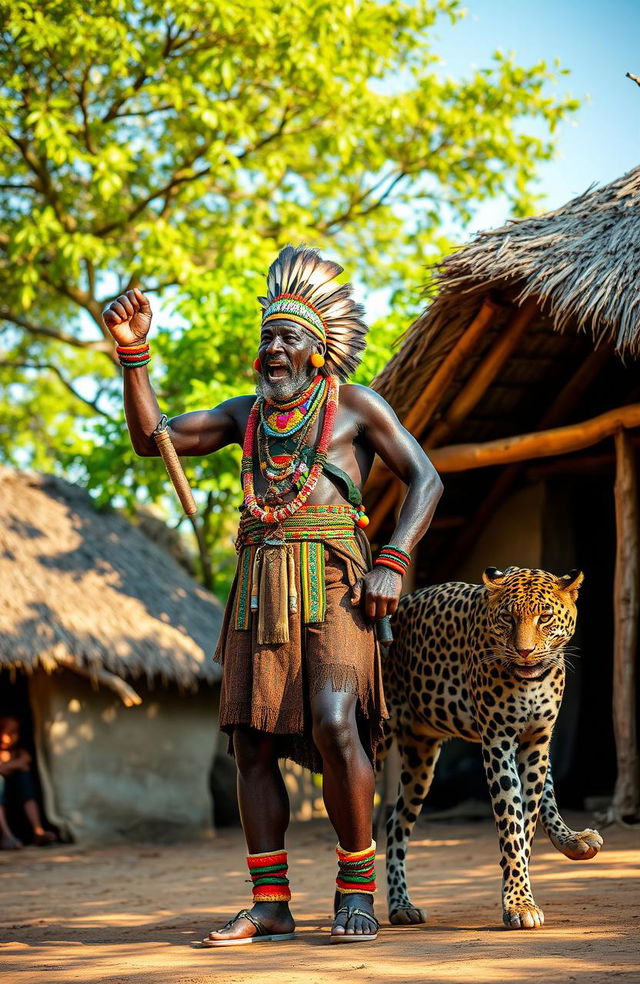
[{"left": 102, "top": 288, "right": 245, "bottom": 457}]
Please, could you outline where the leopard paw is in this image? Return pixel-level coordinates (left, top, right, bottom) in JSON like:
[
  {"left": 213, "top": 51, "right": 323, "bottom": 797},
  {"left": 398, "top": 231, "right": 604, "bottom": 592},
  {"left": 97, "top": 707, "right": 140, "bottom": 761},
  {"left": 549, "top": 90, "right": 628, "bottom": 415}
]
[
  {"left": 389, "top": 905, "right": 427, "bottom": 925},
  {"left": 558, "top": 828, "right": 603, "bottom": 861},
  {"left": 503, "top": 902, "right": 545, "bottom": 930}
]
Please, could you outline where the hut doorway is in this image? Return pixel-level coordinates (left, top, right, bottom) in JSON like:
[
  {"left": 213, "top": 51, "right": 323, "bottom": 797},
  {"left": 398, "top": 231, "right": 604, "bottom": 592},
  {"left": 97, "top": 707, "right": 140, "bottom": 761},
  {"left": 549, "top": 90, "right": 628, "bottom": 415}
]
[
  {"left": 543, "top": 472, "right": 619, "bottom": 809},
  {"left": 0, "top": 669, "right": 57, "bottom": 845}
]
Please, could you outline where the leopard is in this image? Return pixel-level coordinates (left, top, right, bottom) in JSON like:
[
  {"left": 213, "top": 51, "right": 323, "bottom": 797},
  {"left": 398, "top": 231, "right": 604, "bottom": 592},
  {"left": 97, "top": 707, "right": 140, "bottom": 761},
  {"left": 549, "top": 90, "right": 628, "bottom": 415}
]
[{"left": 377, "top": 566, "right": 603, "bottom": 930}]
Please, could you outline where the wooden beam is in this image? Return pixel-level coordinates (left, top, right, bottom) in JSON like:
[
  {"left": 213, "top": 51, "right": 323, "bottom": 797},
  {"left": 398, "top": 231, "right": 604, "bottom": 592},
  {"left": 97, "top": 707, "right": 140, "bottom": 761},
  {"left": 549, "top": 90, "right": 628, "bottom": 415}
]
[
  {"left": 425, "top": 297, "right": 538, "bottom": 448},
  {"left": 366, "top": 295, "right": 501, "bottom": 496},
  {"left": 55, "top": 653, "right": 143, "bottom": 707},
  {"left": 430, "top": 404, "right": 640, "bottom": 472},
  {"left": 367, "top": 298, "right": 537, "bottom": 538},
  {"left": 437, "top": 343, "right": 615, "bottom": 575},
  {"left": 611, "top": 429, "right": 639, "bottom": 821},
  {"left": 525, "top": 436, "right": 640, "bottom": 479},
  {"left": 402, "top": 296, "right": 501, "bottom": 438},
  {"left": 537, "top": 342, "right": 613, "bottom": 428}
]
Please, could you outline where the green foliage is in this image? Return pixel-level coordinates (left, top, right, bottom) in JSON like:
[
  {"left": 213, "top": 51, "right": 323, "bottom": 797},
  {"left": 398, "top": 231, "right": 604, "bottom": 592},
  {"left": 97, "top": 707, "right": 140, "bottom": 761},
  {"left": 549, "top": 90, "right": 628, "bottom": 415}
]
[{"left": 0, "top": 0, "right": 579, "bottom": 596}]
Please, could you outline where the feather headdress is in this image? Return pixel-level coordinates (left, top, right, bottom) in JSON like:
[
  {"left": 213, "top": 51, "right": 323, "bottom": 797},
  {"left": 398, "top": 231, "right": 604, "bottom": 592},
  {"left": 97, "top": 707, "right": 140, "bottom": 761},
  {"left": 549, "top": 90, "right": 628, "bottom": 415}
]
[{"left": 258, "top": 245, "right": 368, "bottom": 381}]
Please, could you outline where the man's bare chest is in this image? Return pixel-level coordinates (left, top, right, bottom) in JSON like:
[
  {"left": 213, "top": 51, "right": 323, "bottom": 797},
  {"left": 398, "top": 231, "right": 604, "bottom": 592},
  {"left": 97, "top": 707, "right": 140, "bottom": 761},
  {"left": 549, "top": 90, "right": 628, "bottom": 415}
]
[{"left": 238, "top": 403, "right": 371, "bottom": 501}]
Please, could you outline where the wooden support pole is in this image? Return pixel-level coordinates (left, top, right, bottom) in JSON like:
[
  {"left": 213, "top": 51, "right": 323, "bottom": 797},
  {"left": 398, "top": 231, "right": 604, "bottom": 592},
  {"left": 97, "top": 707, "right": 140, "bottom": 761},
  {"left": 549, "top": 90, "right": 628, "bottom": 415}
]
[
  {"left": 430, "top": 404, "right": 640, "bottom": 472},
  {"left": 611, "top": 429, "right": 639, "bottom": 821},
  {"left": 367, "top": 299, "right": 536, "bottom": 538}
]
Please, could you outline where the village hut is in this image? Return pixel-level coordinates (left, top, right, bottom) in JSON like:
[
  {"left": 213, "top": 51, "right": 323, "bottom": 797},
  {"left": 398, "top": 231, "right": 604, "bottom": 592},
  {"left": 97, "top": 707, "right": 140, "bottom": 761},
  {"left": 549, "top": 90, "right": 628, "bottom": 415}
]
[
  {"left": 0, "top": 467, "right": 224, "bottom": 842},
  {"left": 370, "top": 165, "right": 640, "bottom": 822}
]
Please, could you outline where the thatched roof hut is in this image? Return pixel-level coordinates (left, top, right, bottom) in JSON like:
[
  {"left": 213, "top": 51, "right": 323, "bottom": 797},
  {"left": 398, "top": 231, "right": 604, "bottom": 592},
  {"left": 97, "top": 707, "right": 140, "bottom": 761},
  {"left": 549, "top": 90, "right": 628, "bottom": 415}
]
[
  {"left": 0, "top": 467, "right": 221, "bottom": 699},
  {"left": 369, "top": 165, "right": 640, "bottom": 821},
  {"left": 369, "top": 165, "right": 640, "bottom": 536},
  {"left": 375, "top": 164, "right": 640, "bottom": 429},
  {"left": 0, "top": 468, "right": 224, "bottom": 841}
]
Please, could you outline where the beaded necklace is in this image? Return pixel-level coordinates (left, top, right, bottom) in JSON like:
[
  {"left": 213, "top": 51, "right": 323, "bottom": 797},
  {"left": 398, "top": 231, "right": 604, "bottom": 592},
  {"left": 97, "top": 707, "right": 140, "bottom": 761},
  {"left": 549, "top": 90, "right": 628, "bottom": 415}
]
[
  {"left": 259, "top": 374, "right": 325, "bottom": 438},
  {"left": 242, "top": 375, "right": 340, "bottom": 525},
  {"left": 258, "top": 376, "right": 327, "bottom": 501}
]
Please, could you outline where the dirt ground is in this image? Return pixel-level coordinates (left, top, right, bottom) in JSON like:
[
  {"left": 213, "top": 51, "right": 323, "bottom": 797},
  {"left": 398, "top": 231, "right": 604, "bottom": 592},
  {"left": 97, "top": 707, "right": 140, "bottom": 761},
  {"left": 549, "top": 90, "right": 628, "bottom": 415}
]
[{"left": 1, "top": 812, "right": 638, "bottom": 984}]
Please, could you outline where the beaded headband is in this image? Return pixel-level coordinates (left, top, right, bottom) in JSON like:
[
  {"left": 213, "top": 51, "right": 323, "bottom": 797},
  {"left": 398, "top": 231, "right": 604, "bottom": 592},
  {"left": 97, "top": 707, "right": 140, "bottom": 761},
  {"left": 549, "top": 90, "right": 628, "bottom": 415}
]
[
  {"left": 262, "top": 294, "right": 326, "bottom": 345},
  {"left": 258, "top": 245, "right": 368, "bottom": 381}
]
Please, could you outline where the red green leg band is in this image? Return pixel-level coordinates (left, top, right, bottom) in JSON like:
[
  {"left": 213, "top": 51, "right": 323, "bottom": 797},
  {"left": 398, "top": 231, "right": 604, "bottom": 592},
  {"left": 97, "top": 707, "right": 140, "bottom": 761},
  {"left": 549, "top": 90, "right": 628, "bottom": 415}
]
[
  {"left": 336, "top": 841, "right": 376, "bottom": 895},
  {"left": 247, "top": 850, "right": 291, "bottom": 902}
]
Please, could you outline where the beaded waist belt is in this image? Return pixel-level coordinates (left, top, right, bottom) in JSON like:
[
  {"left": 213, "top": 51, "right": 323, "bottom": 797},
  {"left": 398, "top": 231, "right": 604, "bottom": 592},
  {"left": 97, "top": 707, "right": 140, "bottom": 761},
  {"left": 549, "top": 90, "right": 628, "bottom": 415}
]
[
  {"left": 238, "top": 505, "right": 358, "bottom": 547},
  {"left": 234, "top": 506, "right": 360, "bottom": 635}
]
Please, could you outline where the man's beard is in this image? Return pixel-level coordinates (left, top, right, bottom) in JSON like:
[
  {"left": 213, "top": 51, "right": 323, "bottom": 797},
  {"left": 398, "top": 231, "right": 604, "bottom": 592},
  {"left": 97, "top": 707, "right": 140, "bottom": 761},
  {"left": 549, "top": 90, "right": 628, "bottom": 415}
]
[{"left": 258, "top": 364, "right": 315, "bottom": 402}]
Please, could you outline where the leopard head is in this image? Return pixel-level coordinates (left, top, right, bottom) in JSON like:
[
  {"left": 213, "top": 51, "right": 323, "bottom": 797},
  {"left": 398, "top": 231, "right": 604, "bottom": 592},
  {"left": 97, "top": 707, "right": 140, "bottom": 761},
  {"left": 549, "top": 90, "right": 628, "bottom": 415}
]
[{"left": 481, "top": 566, "right": 583, "bottom": 681}]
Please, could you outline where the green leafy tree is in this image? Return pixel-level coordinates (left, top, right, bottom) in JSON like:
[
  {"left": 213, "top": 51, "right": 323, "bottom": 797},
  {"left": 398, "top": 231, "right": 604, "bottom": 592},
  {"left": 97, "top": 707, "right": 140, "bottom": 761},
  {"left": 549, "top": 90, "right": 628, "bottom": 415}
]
[{"left": 0, "top": 0, "right": 578, "bottom": 595}]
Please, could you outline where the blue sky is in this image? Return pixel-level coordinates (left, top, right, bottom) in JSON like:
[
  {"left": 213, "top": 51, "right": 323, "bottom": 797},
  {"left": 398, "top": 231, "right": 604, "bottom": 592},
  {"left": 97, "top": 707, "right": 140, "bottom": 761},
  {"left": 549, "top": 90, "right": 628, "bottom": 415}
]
[{"left": 434, "top": 0, "right": 639, "bottom": 233}]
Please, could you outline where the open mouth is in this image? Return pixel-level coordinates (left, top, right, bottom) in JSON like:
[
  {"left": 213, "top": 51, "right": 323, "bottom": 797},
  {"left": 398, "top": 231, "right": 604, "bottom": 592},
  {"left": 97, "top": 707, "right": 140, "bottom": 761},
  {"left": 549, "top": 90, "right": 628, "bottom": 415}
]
[
  {"left": 265, "top": 363, "right": 290, "bottom": 381},
  {"left": 512, "top": 662, "right": 549, "bottom": 680}
]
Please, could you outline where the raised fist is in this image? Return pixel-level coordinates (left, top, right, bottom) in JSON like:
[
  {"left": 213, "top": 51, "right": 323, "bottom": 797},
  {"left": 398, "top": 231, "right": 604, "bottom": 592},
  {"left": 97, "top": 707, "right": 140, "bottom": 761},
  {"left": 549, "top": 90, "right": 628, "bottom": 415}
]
[{"left": 102, "top": 288, "right": 152, "bottom": 346}]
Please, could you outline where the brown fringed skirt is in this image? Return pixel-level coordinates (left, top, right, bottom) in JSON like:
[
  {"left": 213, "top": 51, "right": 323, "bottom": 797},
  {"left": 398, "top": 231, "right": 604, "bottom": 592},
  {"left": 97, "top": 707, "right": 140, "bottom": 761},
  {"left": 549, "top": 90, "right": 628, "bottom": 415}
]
[{"left": 214, "top": 532, "right": 388, "bottom": 774}]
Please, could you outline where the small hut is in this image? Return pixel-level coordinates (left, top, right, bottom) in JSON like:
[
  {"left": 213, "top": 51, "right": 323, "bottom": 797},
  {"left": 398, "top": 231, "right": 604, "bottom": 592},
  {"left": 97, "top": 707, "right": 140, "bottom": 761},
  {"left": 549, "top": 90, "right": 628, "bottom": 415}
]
[
  {"left": 370, "top": 165, "right": 640, "bottom": 821},
  {"left": 0, "top": 468, "right": 223, "bottom": 842}
]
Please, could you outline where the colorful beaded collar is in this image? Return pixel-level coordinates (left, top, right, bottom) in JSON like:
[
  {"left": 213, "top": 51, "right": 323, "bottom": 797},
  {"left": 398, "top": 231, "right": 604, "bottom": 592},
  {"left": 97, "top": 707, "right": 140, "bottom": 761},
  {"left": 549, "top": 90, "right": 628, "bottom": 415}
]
[
  {"left": 260, "top": 374, "right": 325, "bottom": 438},
  {"left": 242, "top": 376, "right": 339, "bottom": 525}
]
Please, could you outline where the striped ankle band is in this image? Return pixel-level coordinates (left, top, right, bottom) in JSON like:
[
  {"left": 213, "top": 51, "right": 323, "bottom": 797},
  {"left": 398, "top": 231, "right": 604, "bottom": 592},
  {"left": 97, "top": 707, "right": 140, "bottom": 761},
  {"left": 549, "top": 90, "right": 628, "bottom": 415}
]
[
  {"left": 336, "top": 841, "right": 376, "bottom": 895},
  {"left": 247, "top": 849, "right": 291, "bottom": 903}
]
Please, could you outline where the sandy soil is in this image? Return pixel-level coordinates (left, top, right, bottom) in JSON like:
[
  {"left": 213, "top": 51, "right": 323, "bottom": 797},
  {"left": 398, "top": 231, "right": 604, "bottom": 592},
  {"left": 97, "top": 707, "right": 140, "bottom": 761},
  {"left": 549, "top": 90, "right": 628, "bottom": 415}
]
[{"left": 1, "top": 812, "right": 638, "bottom": 984}]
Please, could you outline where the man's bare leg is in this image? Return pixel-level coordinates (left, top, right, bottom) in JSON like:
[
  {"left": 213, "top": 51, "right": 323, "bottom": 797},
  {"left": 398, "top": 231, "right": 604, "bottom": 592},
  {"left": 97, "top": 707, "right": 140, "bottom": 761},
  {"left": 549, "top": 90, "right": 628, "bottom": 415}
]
[
  {"left": 311, "top": 683, "right": 378, "bottom": 937},
  {"left": 203, "top": 728, "right": 294, "bottom": 943}
]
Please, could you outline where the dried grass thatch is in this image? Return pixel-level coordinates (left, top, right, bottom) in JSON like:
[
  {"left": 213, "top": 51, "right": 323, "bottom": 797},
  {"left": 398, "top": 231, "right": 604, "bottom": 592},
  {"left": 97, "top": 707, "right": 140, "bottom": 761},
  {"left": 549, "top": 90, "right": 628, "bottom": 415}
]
[
  {"left": 0, "top": 469, "right": 223, "bottom": 689},
  {"left": 375, "top": 165, "right": 640, "bottom": 416}
]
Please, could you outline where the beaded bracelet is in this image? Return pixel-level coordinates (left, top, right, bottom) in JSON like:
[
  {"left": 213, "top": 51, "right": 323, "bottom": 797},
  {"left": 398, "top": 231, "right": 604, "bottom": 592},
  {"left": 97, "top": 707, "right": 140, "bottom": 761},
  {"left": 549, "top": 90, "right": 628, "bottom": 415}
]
[
  {"left": 116, "top": 342, "right": 150, "bottom": 368},
  {"left": 374, "top": 544, "right": 411, "bottom": 576}
]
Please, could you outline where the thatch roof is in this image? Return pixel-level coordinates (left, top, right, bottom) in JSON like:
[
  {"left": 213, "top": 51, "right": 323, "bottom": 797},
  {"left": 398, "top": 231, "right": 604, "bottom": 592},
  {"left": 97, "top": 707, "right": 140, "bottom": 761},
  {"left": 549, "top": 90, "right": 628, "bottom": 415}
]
[
  {"left": 0, "top": 469, "right": 223, "bottom": 690},
  {"left": 375, "top": 165, "right": 640, "bottom": 422}
]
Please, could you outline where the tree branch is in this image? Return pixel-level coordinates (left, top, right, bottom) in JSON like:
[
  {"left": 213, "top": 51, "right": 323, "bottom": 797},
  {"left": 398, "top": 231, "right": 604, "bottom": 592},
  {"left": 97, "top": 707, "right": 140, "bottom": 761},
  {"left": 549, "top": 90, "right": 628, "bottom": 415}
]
[
  {"left": 0, "top": 359, "right": 114, "bottom": 418},
  {"left": 0, "top": 182, "right": 37, "bottom": 191},
  {"left": 77, "top": 66, "right": 97, "bottom": 154},
  {"left": 0, "top": 308, "right": 114, "bottom": 359},
  {"left": 316, "top": 138, "right": 452, "bottom": 234},
  {"left": 102, "top": 67, "right": 151, "bottom": 123},
  {"left": 108, "top": 103, "right": 178, "bottom": 121},
  {"left": 93, "top": 164, "right": 212, "bottom": 237},
  {"left": 317, "top": 168, "right": 409, "bottom": 233},
  {"left": 2, "top": 128, "right": 77, "bottom": 232},
  {"left": 39, "top": 270, "right": 106, "bottom": 331},
  {"left": 93, "top": 104, "right": 303, "bottom": 237}
]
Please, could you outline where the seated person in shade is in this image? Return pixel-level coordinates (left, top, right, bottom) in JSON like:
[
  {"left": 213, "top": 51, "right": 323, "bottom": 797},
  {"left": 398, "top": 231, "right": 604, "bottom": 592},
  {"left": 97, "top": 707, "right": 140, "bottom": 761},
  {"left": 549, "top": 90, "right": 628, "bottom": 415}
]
[{"left": 0, "top": 715, "right": 56, "bottom": 848}]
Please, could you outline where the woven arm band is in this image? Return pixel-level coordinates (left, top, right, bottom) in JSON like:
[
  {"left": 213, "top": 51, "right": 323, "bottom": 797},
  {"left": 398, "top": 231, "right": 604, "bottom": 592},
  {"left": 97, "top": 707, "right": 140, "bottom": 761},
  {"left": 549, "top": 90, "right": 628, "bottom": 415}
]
[
  {"left": 117, "top": 342, "right": 150, "bottom": 368},
  {"left": 374, "top": 544, "right": 411, "bottom": 576}
]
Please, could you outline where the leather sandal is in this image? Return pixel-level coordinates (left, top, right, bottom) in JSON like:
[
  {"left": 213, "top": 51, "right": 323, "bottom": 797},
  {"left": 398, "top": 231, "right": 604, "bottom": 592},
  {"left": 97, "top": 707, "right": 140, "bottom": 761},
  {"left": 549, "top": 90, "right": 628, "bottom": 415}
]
[
  {"left": 330, "top": 905, "right": 379, "bottom": 943},
  {"left": 200, "top": 908, "right": 295, "bottom": 947}
]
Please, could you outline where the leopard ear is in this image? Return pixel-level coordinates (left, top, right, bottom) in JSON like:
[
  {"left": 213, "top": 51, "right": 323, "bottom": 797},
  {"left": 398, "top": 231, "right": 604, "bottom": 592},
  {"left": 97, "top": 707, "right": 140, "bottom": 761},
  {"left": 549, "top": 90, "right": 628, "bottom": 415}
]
[
  {"left": 557, "top": 569, "right": 584, "bottom": 601},
  {"left": 482, "top": 567, "right": 506, "bottom": 590}
]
